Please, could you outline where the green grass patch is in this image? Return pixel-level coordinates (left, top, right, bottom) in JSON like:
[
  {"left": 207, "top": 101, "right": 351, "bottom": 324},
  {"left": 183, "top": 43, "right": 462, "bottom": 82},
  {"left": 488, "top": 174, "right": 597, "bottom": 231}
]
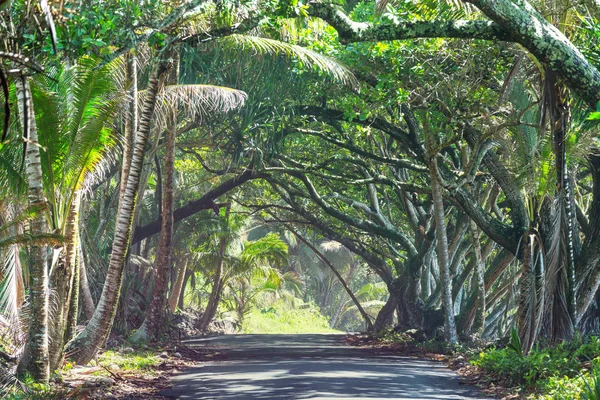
[
  {"left": 97, "top": 350, "right": 161, "bottom": 371},
  {"left": 242, "top": 302, "right": 341, "bottom": 334}
]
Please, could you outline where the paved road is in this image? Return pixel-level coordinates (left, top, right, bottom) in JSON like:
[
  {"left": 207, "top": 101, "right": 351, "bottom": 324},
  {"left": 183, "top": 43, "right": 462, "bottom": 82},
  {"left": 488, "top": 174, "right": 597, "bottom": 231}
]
[{"left": 159, "top": 334, "right": 493, "bottom": 400}]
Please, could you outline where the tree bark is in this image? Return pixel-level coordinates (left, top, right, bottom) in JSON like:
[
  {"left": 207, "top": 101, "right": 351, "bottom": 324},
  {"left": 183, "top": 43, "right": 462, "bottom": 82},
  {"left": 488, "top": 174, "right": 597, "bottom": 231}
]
[
  {"left": 308, "top": 0, "right": 600, "bottom": 108},
  {"left": 469, "top": 221, "right": 486, "bottom": 338},
  {"left": 198, "top": 204, "right": 231, "bottom": 331},
  {"left": 16, "top": 75, "right": 50, "bottom": 382},
  {"left": 48, "top": 192, "right": 81, "bottom": 372},
  {"left": 68, "top": 61, "right": 168, "bottom": 365},
  {"left": 168, "top": 259, "right": 188, "bottom": 313},
  {"left": 427, "top": 146, "right": 458, "bottom": 343},
  {"left": 131, "top": 53, "right": 178, "bottom": 342},
  {"left": 79, "top": 241, "right": 96, "bottom": 321}
]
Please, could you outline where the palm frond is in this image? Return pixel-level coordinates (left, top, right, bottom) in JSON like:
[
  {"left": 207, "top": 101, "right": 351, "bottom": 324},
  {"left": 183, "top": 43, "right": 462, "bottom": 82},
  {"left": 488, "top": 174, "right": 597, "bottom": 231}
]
[
  {"left": 241, "top": 233, "right": 288, "bottom": 267},
  {"left": 150, "top": 84, "right": 247, "bottom": 132},
  {"left": 0, "top": 245, "right": 23, "bottom": 326},
  {"left": 217, "top": 34, "right": 359, "bottom": 89}
]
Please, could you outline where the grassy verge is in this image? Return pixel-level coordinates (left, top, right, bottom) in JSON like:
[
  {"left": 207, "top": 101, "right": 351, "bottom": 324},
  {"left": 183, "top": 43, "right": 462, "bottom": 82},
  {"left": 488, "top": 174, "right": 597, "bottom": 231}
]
[
  {"left": 242, "top": 302, "right": 341, "bottom": 334},
  {"left": 2, "top": 347, "right": 185, "bottom": 400}
]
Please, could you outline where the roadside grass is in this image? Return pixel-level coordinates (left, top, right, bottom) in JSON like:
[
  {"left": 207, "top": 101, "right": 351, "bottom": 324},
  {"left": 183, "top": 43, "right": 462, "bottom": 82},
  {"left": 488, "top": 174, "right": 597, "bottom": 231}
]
[
  {"left": 2, "top": 348, "right": 168, "bottom": 399},
  {"left": 242, "top": 302, "right": 341, "bottom": 334},
  {"left": 96, "top": 350, "right": 161, "bottom": 373}
]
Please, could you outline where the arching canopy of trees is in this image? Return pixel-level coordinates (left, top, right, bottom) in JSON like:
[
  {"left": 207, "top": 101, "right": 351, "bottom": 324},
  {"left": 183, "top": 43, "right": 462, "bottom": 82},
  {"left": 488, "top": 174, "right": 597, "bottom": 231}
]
[{"left": 0, "top": 0, "right": 600, "bottom": 384}]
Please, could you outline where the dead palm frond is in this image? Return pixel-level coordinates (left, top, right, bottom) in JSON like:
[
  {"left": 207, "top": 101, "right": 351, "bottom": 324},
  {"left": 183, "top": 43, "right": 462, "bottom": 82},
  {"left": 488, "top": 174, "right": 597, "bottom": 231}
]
[{"left": 149, "top": 84, "right": 247, "bottom": 133}]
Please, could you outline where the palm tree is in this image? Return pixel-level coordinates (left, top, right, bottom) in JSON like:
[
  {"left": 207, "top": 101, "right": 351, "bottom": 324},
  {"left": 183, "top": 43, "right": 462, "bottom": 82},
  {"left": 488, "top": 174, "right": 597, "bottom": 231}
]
[
  {"left": 194, "top": 220, "right": 289, "bottom": 331},
  {"left": 29, "top": 56, "right": 123, "bottom": 371},
  {"left": 13, "top": 75, "right": 50, "bottom": 381}
]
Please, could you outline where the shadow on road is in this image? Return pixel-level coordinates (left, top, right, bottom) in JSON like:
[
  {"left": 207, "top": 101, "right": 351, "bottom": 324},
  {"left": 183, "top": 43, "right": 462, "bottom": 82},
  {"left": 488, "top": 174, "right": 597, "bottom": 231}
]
[{"left": 160, "top": 334, "right": 493, "bottom": 400}]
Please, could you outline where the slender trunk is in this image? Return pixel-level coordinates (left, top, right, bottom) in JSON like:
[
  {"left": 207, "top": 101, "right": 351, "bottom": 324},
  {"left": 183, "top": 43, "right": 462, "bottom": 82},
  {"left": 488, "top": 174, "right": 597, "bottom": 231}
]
[
  {"left": 330, "top": 261, "right": 358, "bottom": 328},
  {"left": 48, "top": 192, "right": 81, "bottom": 371},
  {"left": 16, "top": 76, "right": 50, "bottom": 382},
  {"left": 118, "top": 52, "right": 138, "bottom": 210},
  {"left": 470, "top": 220, "right": 486, "bottom": 338},
  {"left": 198, "top": 204, "right": 230, "bottom": 331},
  {"left": 65, "top": 247, "right": 80, "bottom": 343},
  {"left": 79, "top": 241, "right": 96, "bottom": 321},
  {"left": 517, "top": 232, "right": 545, "bottom": 354},
  {"left": 68, "top": 61, "right": 168, "bottom": 365},
  {"left": 178, "top": 268, "right": 192, "bottom": 310},
  {"left": 169, "top": 259, "right": 188, "bottom": 313},
  {"left": 429, "top": 155, "right": 458, "bottom": 343},
  {"left": 132, "top": 55, "right": 178, "bottom": 341},
  {"left": 283, "top": 223, "right": 373, "bottom": 331}
]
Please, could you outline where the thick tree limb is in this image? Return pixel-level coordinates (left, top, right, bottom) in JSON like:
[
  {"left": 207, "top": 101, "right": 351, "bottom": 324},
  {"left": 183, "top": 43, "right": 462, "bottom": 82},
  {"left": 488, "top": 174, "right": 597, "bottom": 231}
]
[
  {"left": 308, "top": 1, "right": 600, "bottom": 108},
  {"left": 307, "top": 2, "right": 512, "bottom": 43},
  {"left": 465, "top": 0, "right": 600, "bottom": 108},
  {"left": 132, "top": 169, "right": 265, "bottom": 244}
]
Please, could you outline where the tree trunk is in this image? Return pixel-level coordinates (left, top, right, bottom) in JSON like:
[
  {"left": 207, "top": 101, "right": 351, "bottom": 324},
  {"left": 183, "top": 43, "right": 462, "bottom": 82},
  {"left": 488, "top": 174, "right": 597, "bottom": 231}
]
[
  {"left": 198, "top": 204, "right": 231, "bottom": 331},
  {"left": 15, "top": 75, "right": 50, "bottom": 382},
  {"left": 79, "top": 241, "right": 96, "bottom": 321},
  {"left": 373, "top": 287, "right": 399, "bottom": 332},
  {"left": 68, "top": 61, "right": 168, "bottom": 365},
  {"left": 428, "top": 154, "right": 458, "bottom": 344},
  {"left": 131, "top": 54, "right": 178, "bottom": 342},
  {"left": 48, "top": 192, "right": 81, "bottom": 371},
  {"left": 65, "top": 247, "right": 80, "bottom": 344},
  {"left": 169, "top": 259, "right": 188, "bottom": 313},
  {"left": 330, "top": 261, "right": 358, "bottom": 328},
  {"left": 178, "top": 268, "right": 192, "bottom": 311},
  {"left": 469, "top": 221, "right": 486, "bottom": 338}
]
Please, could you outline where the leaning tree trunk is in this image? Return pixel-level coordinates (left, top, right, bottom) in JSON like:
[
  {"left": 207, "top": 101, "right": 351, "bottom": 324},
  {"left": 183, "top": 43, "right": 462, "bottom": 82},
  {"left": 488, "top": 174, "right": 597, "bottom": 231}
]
[
  {"left": 131, "top": 53, "right": 178, "bottom": 342},
  {"left": 48, "top": 191, "right": 81, "bottom": 371},
  {"left": 428, "top": 153, "right": 458, "bottom": 344},
  {"left": 15, "top": 75, "right": 50, "bottom": 382},
  {"left": 330, "top": 260, "right": 358, "bottom": 328},
  {"left": 68, "top": 61, "right": 168, "bottom": 365}
]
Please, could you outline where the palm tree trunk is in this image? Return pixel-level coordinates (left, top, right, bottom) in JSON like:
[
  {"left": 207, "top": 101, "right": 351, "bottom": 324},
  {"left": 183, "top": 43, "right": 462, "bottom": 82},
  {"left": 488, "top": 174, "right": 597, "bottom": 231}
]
[
  {"left": 48, "top": 191, "right": 81, "bottom": 371},
  {"left": 118, "top": 51, "right": 138, "bottom": 209},
  {"left": 15, "top": 75, "right": 50, "bottom": 382},
  {"left": 68, "top": 61, "right": 168, "bottom": 365},
  {"left": 79, "top": 241, "right": 96, "bottom": 321},
  {"left": 131, "top": 55, "right": 178, "bottom": 341},
  {"left": 65, "top": 247, "right": 80, "bottom": 343}
]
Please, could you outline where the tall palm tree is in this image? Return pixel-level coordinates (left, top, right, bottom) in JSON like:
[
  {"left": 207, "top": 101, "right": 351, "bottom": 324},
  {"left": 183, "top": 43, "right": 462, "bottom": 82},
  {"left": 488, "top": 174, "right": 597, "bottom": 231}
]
[{"left": 13, "top": 75, "right": 50, "bottom": 381}]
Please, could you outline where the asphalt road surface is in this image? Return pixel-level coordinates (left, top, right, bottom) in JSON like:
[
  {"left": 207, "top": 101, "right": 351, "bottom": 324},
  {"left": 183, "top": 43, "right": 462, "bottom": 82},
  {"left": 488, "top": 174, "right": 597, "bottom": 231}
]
[{"left": 159, "top": 334, "right": 493, "bottom": 400}]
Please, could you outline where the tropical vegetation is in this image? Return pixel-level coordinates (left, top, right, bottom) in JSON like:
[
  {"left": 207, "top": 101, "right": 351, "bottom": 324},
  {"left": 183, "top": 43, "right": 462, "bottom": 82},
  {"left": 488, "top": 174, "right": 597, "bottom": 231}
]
[{"left": 1, "top": 0, "right": 600, "bottom": 398}]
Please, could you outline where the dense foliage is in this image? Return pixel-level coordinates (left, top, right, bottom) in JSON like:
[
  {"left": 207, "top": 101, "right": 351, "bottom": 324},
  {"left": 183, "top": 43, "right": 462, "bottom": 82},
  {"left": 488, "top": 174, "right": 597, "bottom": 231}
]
[{"left": 1, "top": 0, "right": 600, "bottom": 397}]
